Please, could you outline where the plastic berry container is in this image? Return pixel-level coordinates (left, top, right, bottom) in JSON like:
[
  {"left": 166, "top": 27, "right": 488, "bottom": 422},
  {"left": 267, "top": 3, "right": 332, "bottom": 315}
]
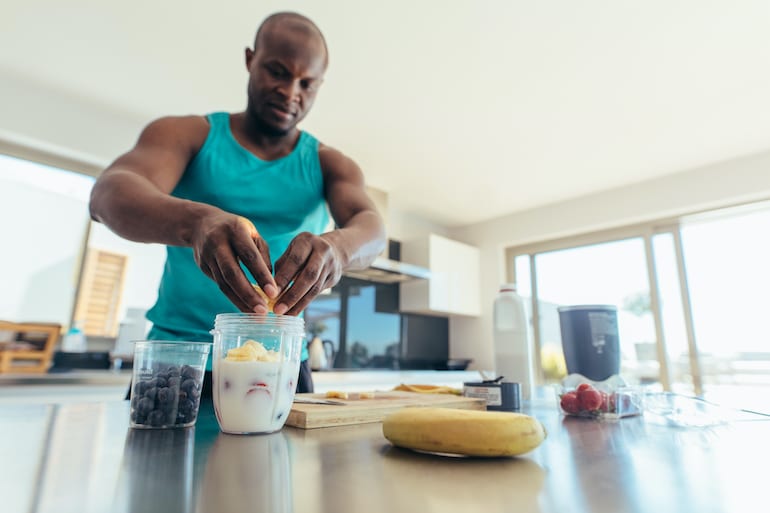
[
  {"left": 129, "top": 341, "right": 211, "bottom": 429},
  {"left": 557, "top": 373, "right": 643, "bottom": 420}
]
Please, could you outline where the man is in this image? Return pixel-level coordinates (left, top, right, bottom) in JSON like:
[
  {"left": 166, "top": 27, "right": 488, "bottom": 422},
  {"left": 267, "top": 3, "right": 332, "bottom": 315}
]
[{"left": 89, "top": 11, "right": 386, "bottom": 395}]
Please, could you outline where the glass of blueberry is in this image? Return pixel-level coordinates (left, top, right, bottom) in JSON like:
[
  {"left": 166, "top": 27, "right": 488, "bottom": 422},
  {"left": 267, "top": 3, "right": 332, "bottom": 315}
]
[{"left": 129, "top": 341, "right": 211, "bottom": 429}]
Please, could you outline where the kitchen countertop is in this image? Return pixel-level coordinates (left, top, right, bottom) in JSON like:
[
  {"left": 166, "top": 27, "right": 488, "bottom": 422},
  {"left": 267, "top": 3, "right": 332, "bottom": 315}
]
[
  {"left": 2, "top": 390, "right": 769, "bottom": 513},
  {"left": 0, "top": 369, "right": 485, "bottom": 405}
]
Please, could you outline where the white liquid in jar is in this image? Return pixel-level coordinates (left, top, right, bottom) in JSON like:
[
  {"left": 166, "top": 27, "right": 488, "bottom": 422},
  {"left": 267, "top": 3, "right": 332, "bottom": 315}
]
[{"left": 214, "top": 358, "right": 300, "bottom": 434}]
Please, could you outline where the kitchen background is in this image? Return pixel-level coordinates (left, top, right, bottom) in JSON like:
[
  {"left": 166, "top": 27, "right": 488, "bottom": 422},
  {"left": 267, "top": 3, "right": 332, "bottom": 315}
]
[{"left": 3, "top": 1, "right": 770, "bottom": 405}]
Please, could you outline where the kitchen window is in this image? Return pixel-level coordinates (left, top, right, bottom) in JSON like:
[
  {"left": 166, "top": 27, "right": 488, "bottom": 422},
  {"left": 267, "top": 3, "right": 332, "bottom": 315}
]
[
  {"left": 506, "top": 199, "right": 770, "bottom": 401},
  {"left": 304, "top": 277, "right": 402, "bottom": 370},
  {"left": 0, "top": 153, "right": 94, "bottom": 328},
  {"left": 0, "top": 151, "right": 165, "bottom": 341}
]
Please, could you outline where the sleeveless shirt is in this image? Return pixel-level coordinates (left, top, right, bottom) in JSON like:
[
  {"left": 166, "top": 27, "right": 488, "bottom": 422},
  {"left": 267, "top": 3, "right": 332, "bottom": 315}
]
[{"left": 146, "top": 112, "right": 329, "bottom": 363}]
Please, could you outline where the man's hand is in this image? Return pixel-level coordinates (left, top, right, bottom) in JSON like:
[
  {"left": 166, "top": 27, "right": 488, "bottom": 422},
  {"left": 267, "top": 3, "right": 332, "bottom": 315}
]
[
  {"left": 191, "top": 212, "right": 278, "bottom": 313},
  {"left": 272, "top": 232, "right": 345, "bottom": 316}
]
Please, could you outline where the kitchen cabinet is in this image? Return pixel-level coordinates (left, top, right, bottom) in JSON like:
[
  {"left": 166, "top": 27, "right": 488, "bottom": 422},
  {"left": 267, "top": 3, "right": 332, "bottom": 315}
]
[{"left": 399, "top": 234, "right": 481, "bottom": 316}]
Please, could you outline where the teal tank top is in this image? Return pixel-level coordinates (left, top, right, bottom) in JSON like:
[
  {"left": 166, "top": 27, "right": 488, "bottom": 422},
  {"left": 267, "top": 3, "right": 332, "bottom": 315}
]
[{"left": 146, "top": 112, "right": 329, "bottom": 365}]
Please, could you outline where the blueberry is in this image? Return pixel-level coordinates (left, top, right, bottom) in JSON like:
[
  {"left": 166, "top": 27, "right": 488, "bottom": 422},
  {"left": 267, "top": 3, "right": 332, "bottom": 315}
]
[
  {"left": 144, "top": 387, "right": 158, "bottom": 401},
  {"left": 133, "top": 413, "right": 147, "bottom": 425},
  {"left": 157, "top": 387, "right": 175, "bottom": 404},
  {"left": 178, "top": 391, "right": 188, "bottom": 402},
  {"left": 156, "top": 376, "right": 168, "bottom": 388},
  {"left": 147, "top": 378, "right": 159, "bottom": 388},
  {"left": 178, "top": 398, "right": 194, "bottom": 414},
  {"left": 180, "top": 378, "right": 195, "bottom": 393},
  {"left": 167, "top": 376, "right": 180, "bottom": 390},
  {"left": 137, "top": 397, "right": 154, "bottom": 416},
  {"left": 133, "top": 381, "right": 149, "bottom": 396},
  {"left": 148, "top": 410, "right": 166, "bottom": 426},
  {"left": 180, "top": 365, "right": 201, "bottom": 380},
  {"left": 167, "top": 366, "right": 181, "bottom": 377}
]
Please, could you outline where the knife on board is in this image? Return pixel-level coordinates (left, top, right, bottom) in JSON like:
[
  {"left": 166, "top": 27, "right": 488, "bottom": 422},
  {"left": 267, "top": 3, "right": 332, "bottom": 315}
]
[{"left": 293, "top": 397, "right": 348, "bottom": 406}]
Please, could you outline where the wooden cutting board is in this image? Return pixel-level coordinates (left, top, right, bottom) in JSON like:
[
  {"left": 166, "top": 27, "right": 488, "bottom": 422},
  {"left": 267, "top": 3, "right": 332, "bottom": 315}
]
[{"left": 286, "top": 391, "right": 486, "bottom": 429}]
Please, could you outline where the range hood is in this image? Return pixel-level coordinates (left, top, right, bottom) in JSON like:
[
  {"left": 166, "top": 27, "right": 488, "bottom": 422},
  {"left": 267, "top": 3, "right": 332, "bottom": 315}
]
[{"left": 342, "top": 240, "right": 431, "bottom": 284}]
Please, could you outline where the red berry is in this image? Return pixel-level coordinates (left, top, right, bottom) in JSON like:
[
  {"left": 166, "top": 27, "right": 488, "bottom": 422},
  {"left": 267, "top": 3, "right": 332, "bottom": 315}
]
[
  {"left": 600, "top": 391, "right": 616, "bottom": 412},
  {"left": 560, "top": 391, "right": 580, "bottom": 414},
  {"left": 578, "top": 388, "right": 603, "bottom": 411},
  {"left": 577, "top": 383, "right": 593, "bottom": 392}
]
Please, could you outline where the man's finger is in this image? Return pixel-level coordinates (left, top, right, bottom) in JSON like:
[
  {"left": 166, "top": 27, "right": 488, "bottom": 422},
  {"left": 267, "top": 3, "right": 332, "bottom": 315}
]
[
  {"left": 234, "top": 237, "right": 277, "bottom": 299},
  {"left": 208, "top": 260, "right": 252, "bottom": 313},
  {"left": 214, "top": 249, "right": 264, "bottom": 311},
  {"left": 273, "top": 239, "right": 311, "bottom": 293},
  {"left": 274, "top": 260, "right": 323, "bottom": 315}
]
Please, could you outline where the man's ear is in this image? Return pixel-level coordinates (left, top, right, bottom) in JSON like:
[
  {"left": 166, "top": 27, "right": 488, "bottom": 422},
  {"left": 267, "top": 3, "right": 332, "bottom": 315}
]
[{"left": 245, "top": 47, "right": 255, "bottom": 70}]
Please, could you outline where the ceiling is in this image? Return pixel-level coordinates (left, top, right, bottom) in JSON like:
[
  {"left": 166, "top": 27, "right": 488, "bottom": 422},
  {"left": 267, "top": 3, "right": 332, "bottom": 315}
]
[{"left": 3, "top": 1, "right": 770, "bottom": 227}]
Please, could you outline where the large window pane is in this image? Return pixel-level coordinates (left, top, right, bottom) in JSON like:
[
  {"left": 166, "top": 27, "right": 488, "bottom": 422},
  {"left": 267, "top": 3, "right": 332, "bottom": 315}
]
[
  {"left": 530, "top": 238, "right": 659, "bottom": 385},
  {"left": 0, "top": 154, "right": 93, "bottom": 327},
  {"left": 344, "top": 283, "right": 400, "bottom": 369},
  {"left": 681, "top": 204, "right": 770, "bottom": 402}
]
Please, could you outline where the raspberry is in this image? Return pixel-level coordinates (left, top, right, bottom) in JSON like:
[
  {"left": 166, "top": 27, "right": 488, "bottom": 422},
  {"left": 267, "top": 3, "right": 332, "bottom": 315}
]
[
  {"left": 560, "top": 391, "right": 580, "bottom": 414},
  {"left": 578, "top": 388, "right": 603, "bottom": 411}
]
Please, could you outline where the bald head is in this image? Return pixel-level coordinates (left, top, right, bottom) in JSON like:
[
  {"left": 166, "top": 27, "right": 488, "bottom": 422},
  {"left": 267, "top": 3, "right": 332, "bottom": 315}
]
[{"left": 254, "top": 12, "right": 328, "bottom": 68}]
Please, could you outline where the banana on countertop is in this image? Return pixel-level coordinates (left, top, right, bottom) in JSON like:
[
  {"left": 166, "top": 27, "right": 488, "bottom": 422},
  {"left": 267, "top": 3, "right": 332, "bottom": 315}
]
[{"left": 382, "top": 407, "right": 546, "bottom": 457}]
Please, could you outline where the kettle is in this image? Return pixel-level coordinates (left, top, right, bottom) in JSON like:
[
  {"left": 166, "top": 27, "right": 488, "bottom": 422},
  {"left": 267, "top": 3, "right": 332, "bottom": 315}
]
[
  {"left": 322, "top": 339, "right": 336, "bottom": 368},
  {"left": 308, "top": 337, "right": 337, "bottom": 370},
  {"left": 308, "top": 337, "right": 328, "bottom": 370}
]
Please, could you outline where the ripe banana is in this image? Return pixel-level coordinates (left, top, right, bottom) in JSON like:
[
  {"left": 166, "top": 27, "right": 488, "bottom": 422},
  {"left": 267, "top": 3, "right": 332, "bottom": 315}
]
[{"left": 382, "top": 407, "right": 546, "bottom": 457}]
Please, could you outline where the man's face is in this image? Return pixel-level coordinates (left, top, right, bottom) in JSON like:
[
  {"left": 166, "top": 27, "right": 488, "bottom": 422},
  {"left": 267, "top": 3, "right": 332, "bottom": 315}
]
[{"left": 245, "top": 29, "right": 326, "bottom": 136}]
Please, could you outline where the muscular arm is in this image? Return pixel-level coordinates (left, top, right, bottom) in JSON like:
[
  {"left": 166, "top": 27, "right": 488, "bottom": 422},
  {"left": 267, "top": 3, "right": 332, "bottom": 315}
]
[
  {"left": 318, "top": 147, "right": 387, "bottom": 270},
  {"left": 89, "top": 116, "right": 277, "bottom": 313},
  {"left": 89, "top": 116, "right": 212, "bottom": 245},
  {"left": 272, "top": 145, "right": 387, "bottom": 315}
]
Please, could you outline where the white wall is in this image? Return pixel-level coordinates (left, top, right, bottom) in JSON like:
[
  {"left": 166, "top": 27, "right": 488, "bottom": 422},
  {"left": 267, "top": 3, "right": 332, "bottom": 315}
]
[
  {"left": 388, "top": 208, "right": 450, "bottom": 242},
  {"left": 0, "top": 73, "right": 146, "bottom": 168},
  {"left": 449, "top": 149, "right": 770, "bottom": 371}
]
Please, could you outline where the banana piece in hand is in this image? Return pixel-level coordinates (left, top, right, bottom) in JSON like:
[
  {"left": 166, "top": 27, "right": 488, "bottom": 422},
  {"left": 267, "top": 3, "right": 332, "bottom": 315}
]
[
  {"left": 382, "top": 407, "right": 546, "bottom": 457},
  {"left": 252, "top": 284, "right": 278, "bottom": 313}
]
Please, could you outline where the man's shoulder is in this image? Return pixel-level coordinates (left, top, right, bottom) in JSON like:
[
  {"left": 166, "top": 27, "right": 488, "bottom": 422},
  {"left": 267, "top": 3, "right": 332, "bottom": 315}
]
[
  {"left": 140, "top": 114, "right": 212, "bottom": 149},
  {"left": 148, "top": 114, "right": 211, "bottom": 131},
  {"left": 316, "top": 141, "right": 347, "bottom": 161},
  {"left": 316, "top": 143, "right": 361, "bottom": 179}
]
